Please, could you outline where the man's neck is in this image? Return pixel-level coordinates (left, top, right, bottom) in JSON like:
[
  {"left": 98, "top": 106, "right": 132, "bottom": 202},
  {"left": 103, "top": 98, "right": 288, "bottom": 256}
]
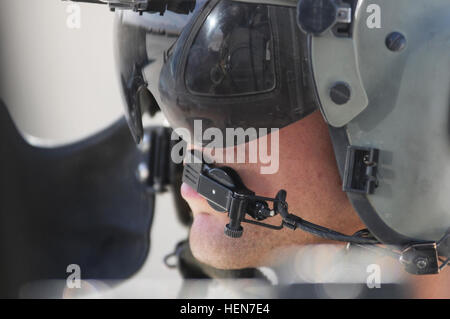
[{"left": 409, "top": 270, "right": 450, "bottom": 298}]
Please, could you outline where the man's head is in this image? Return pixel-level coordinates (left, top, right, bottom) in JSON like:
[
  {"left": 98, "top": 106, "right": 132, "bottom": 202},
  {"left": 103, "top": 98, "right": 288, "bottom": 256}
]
[
  {"left": 182, "top": 111, "right": 365, "bottom": 269},
  {"left": 114, "top": 0, "right": 450, "bottom": 277}
]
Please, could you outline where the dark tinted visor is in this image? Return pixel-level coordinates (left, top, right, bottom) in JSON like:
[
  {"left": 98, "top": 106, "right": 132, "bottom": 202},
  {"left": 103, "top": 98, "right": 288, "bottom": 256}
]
[
  {"left": 114, "top": 0, "right": 317, "bottom": 146},
  {"left": 185, "top": 1, "right": 276, "bottom": 96},
  {"left": 158, "top": 0, "right": 317, "bottom": 146}
]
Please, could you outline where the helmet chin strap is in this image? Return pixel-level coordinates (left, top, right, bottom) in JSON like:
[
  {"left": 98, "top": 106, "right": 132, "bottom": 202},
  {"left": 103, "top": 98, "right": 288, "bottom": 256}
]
[{"left": 182, "top": 150, "right": 449, "bottom": 275}]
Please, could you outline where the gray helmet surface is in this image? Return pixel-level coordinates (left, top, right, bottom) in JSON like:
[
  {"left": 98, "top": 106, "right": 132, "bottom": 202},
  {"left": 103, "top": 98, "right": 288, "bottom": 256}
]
[{"left": 312, "top": 0, "right": 450, "bottom": 245}]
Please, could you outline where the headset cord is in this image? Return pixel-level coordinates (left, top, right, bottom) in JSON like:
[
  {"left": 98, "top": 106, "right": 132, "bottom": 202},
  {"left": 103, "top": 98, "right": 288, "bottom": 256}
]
[{"left": 276, "top": 202, "right": 380, "bottom": 245}]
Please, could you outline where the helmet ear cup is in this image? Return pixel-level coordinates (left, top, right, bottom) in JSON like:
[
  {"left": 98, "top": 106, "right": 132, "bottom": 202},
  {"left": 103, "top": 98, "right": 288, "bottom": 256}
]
[{"left": 328, "top": 0, "right": 450, "bottom": 244}]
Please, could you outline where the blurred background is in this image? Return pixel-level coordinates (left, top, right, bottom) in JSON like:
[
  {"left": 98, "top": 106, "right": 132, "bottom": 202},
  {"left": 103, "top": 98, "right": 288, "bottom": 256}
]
[{"left": 0, "top": 0, "right": 188, "bottom": 298}]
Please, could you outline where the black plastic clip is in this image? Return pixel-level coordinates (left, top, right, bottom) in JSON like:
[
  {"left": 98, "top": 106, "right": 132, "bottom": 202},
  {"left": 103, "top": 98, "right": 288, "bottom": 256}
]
[
  {"left": 400, "top": 243, "right": 440, "bottom": 275},
  {"left": 343, "top": 146, "right": 379, "bottom": 194}
]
